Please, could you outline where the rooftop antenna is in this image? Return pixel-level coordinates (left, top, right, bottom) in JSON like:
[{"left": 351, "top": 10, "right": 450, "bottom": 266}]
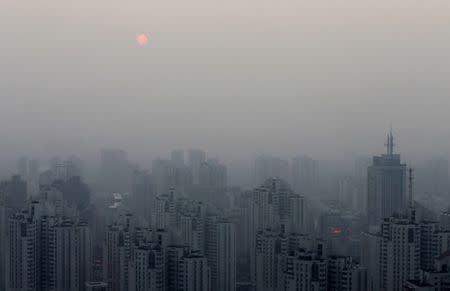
[
  {"left": 409, "top": 168, "right": 414, "bottom": 207},
  {"left": 385, "top": 126, "right": 395, "bottom": 156},
  {"left": 408, "top": 167, "right": 416, "bottom": 222}
]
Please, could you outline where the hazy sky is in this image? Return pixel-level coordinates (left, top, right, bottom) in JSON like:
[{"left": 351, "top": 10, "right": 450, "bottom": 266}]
[{"left": 1, "top": 0, "right": 450, "bottom": 166}]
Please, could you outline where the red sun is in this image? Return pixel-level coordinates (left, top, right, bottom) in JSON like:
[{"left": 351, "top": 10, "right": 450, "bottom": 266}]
[{"left": 136, "top": 33, "right": 149, "bottom": 46}]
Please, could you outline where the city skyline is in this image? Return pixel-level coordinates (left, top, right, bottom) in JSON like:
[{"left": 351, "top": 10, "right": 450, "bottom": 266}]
[{"left": 2, "top": 1, "right": 450, "bottom": 290}]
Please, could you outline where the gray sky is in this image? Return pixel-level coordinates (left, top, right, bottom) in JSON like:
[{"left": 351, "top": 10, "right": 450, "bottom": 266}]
[{"left": 1, "top": 0, "right": 450, "bottom": 166}]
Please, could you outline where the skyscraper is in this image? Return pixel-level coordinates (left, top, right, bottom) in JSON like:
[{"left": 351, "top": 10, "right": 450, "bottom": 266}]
[
  {"left": 354, "top": 156, "right": 371, "bottom": 214},
  {"left": 189, "top": 149, "right": 206, "bottom": 185},
  {"left": 7, "top": 211, "right": 38, "bottom": 291},
  {"left": 288, "top": 194, "right": 307, "bottom": 234},
  {"left": 0, "top": 175, "right": 27, "bottom": 210},
  {"left": 205, "top": 217, "right": 236, "bottom": 291},
  {"left": 100, "top": 149, "right": 132, "bottom": 193},
  {"left": 131, "top": 170, "right": 155, "bottom": 225},
  {"left": 103, "top": 222, "right": 132, "bottom": 291},
  {"left": 367, "top": 131, "right": 407, "bottom": 228},
  {"left": 291, "top": 155, "right": 319, "bottom": 195},
  {"left": 152, "top": 158, "right": 191, "bottom": 195},
  {"left": 360, "top": 232, "right": 381, "bottom": 291},
  {"left": 171, "top": 150, "right": 185, "bottom": 167},
  {"left": 254, "top": 156, "right": 289, "bottom": 186},
  {"left": 55, "top": 221, "right": 92, "bottom": 291},
  {"left": 199, "top": 159, "right": 227, "bottom": 189},
  {"left": 216, "top": 221, "right": 236, "bottom": 291}
]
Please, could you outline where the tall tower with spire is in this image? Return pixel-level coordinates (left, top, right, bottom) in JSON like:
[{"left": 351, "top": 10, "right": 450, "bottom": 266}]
[{"left": 367, "top": 130, "right": 407, "bottom": 228}]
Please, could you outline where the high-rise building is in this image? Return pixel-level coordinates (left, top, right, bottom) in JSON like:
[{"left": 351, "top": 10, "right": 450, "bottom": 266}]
[
  {"left": 328, "top": 256, "right": 367, "bottom": 291},
  {"left": 166, "top": 245, "right": 189, "bottom": 291},
  {"left": 249, "top": 178, "right": 303, "bottom": 236},
  {"left": 0, "top": 175, "right": 27, "bottom": 210},
  {"left": 17, "top": 157, "right": 28, "bottom": 179},
  {"left": 179, "top": 214, "right": 204, "bottom": 252},
  {"left": 39, "top": 215, "right": 58, "bottom": 291},
  {"left": 103, "top": 223, "right": 132, "bottom": 291},
  {"left": 152, "top": 158, "right": 192, "bottom": 195},
  {"left": 216, "top": 221, "right": 236, "bottom": 291},
  {"left": 16, "top": 157, "right": 39, "bottom": 197},
  {"left": 6, "top": 197, "right": 92, "bottom": 291},
  {"left": 250, "top": 186, "right": 276, "bottom": 234},
  {"left": 254, "top": 230, "right": 287, "bottom": 290},
  {"left": 179, "top": 251, "right": 210, "bottom": 291},
  {"left": 291, "top": 155, "right": 319, "bottom": 195},
  {"left": 52, "top": 160, "right": 78, "bottom": 182},
  {"left": 380, "top": 215, "right": 420, "bottom": 291},
  {"left": 69, "top": 155, "right": 84, "bottom": 178},
  {"left": 284, "top": 249, "right": 328, "bottom": 291},
  {"left": 189, "top": 149, "right": 206, "bottom": 185},
  {"left": 338, "top": 177, "right": 360, "bottom": 211},
  {"left": 100, "top": 149, "right": 132, "bottom": 193},
  {"left": 153, "top": 189, "right": 176, "bottom": 230},
  {"left": 354, "top": 156, "right": 371, "bottom": 214},
  {"left": 420, "top": 221, "right": 440, "bottom": 272},
  {"left": 367, "top": 131, "right": 407, "bottom": 227},
  {"left": 360, "top": 232, "right": 381, "bottom": 291},
  {"left": 131, "top": 245, "right": 165, "bottom": 291},
  {"left": 255, "top": 156, "right": 289, "bottom": 186},
  {"left": 7, "top": 210, "right": 38, "bottom": 291},
  {"left": 0, "top": 202, "right": 9, "bottom": 290},
  {"left": 171, "top": 150, "right": 185, "bottom": 167},
  {"left": 199, "top": 159, "right": 227, "bottom": 189},
  {"left": 205, "top": 218, "right": 236, "bottom": 291},
  {"left": 131, "top": 170, "right": 156, "bottom": 225},
  {"left": 55, "top": 220, "right": 92, "bottom": 291},
  {"left": 288, "top": 194, "right": 307, "bottom": 234}
]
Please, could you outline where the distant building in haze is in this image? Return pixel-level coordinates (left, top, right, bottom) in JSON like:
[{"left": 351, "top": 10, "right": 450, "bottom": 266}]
[
  {"left": 0, "top": 175, "right": 27, "bottom": 210},
  {"left": 254, "top": 156, "right": 289, "bottom": 186},
  {"left": 189, "top": 149, "right": 206, "bottom": 185},
  {"left": 101, "top": 149, "right": 132, "bottom": 193},
  {"left": 291, "top": 155, "right": 319, "bottom": 195}
]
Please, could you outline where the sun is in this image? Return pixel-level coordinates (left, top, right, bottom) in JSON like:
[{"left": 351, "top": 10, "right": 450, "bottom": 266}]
[{"left": 136, "top": 33, "right": 149, "bottom": 46}]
